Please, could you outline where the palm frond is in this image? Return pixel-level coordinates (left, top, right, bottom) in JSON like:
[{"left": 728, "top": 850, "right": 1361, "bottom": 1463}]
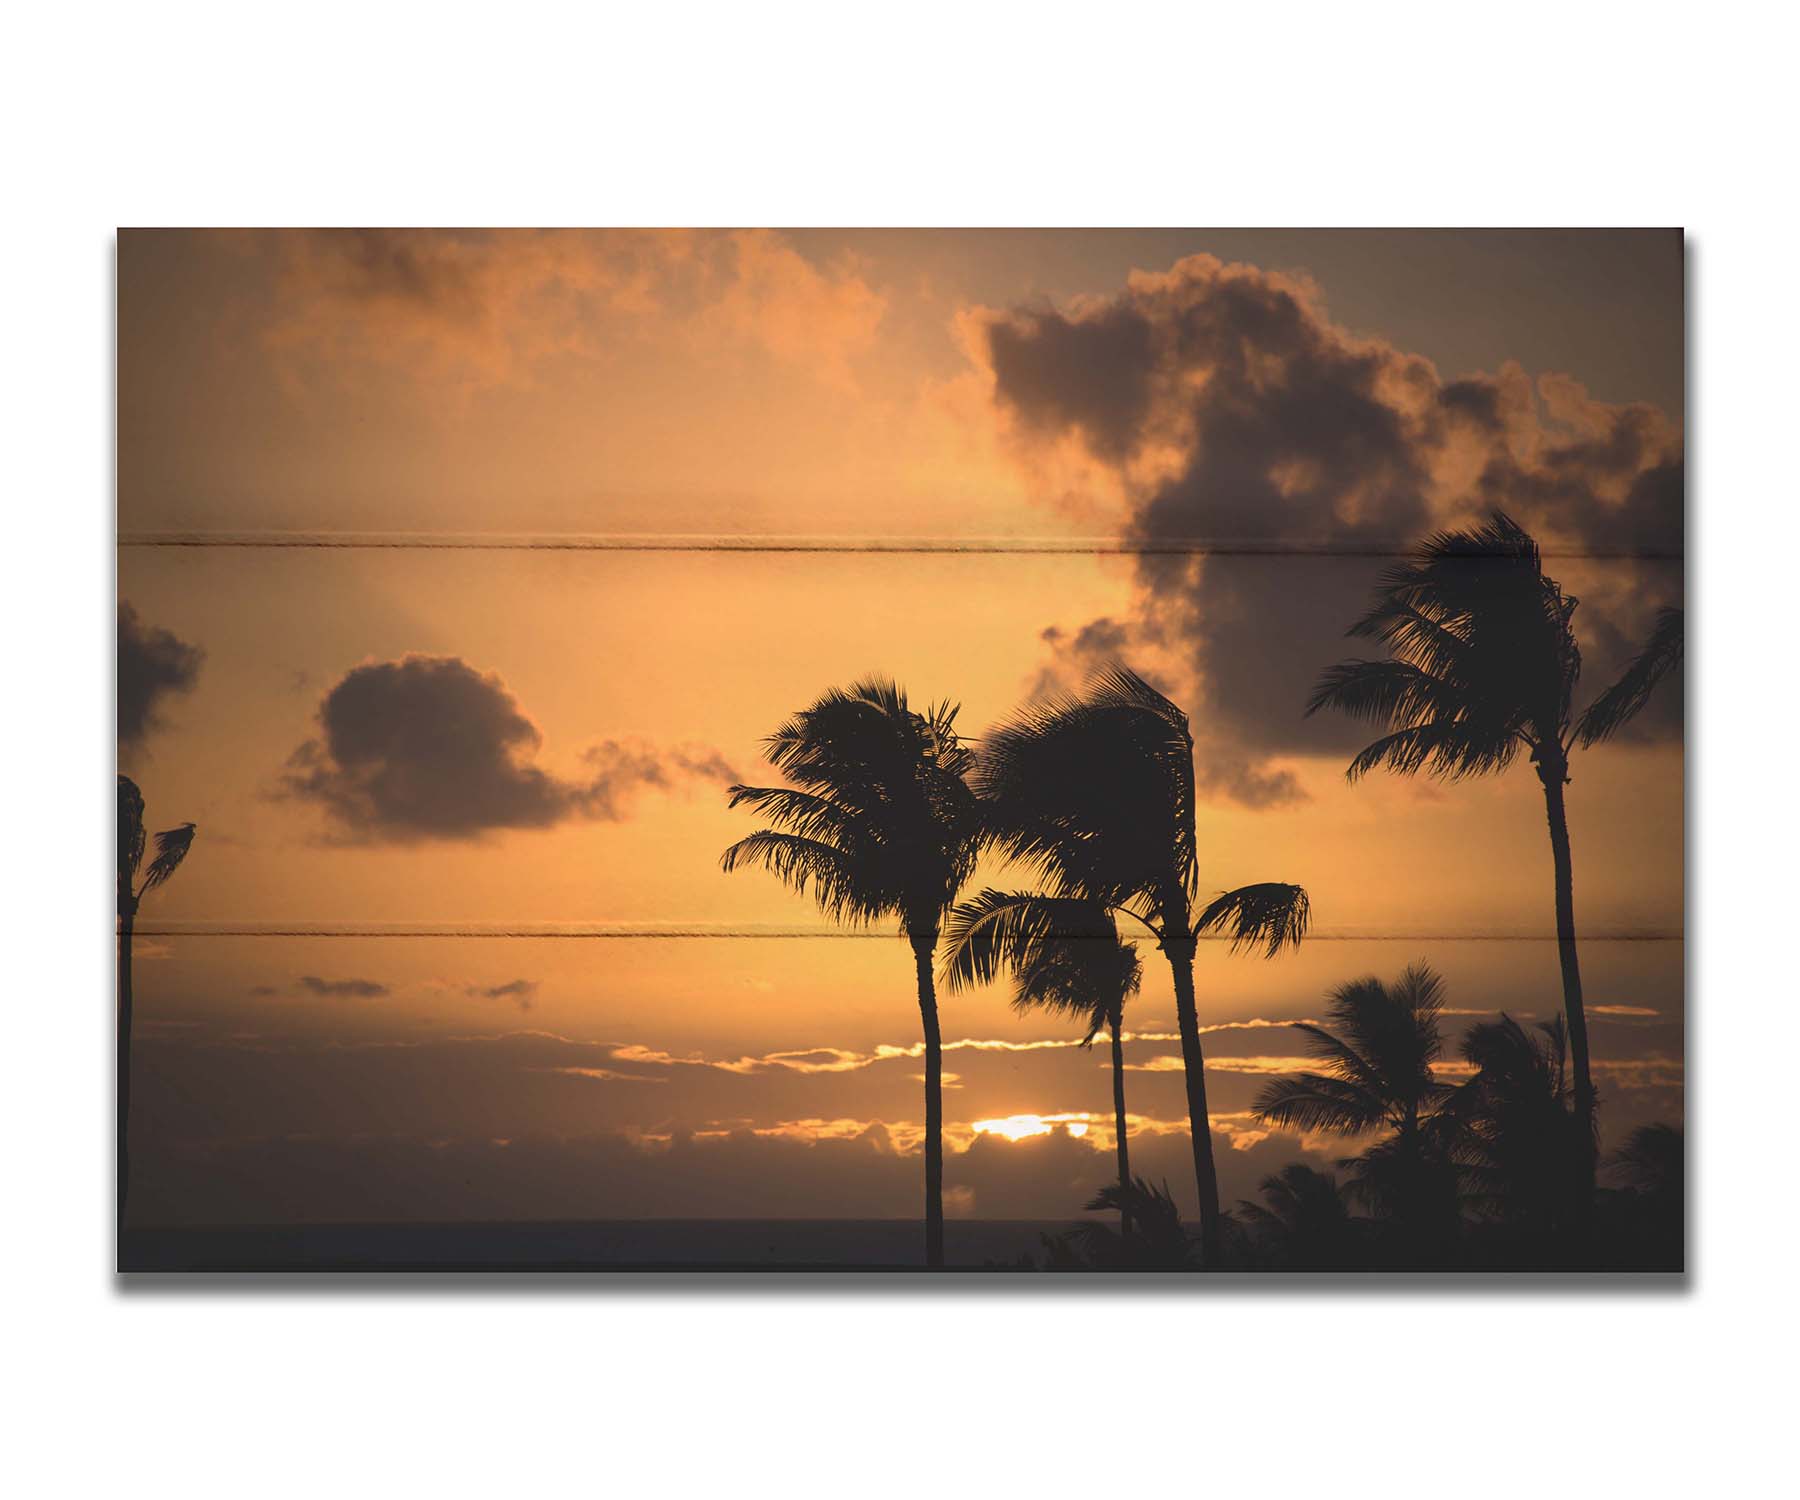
[
  {"left": 1343, "top": 719, "right": 1522, "bottom": 782},
  {"left": 1251, "top": 1073, "right": 1390, "bottom": 1135},
  {"left": 1194, "top": 882, "right": 1310, "bottom": 957},
  {"left": 1576, "top": 606, "right": 1683, "bottom": 747},
  {"left": 940, "top": 889, "right": 1138, "bottom": 1040},
  {"left": 939, "top": 889, "right": 1099, "bottom": 990},
  {"left": 141, "top": 823, "right": 196, "bottom": 892},
  {"left": 723, "top": 784, "right": 868, "bottom": 846},
  {"left": 719, "top": 831, "right": 895, "bottom": 927},
  {"left": 118, "top": 775, "right": 145, "bottom": 892}
]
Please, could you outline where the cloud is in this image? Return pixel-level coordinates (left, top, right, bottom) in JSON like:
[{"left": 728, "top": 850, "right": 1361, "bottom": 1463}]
[
  {"left": 699, "top": 231, "right": 888, "bottom": 387},
  {"left": 471, "top": 979, "right": 538, "bottom": 1011},
  {"left": 119, "top": 602, "right": 203, "bottom": 754},
  {"left": 259, "top": 228, "right": 886, "bottom": 392},
  {"left": 129, "top": 1013, "right": 1676, "bottom": 1230},
  {"left": 972, "top": 254, "right": 1684, "bottom": 801},
  {"left": 542, "top": 1067, "right": 668, "bottom": 1084},
  {"left": 297, "top": 975, "right": 389, "bottom": 999},
  {"left": 279, "top": 654, "right": 737, "bottom": 842}
]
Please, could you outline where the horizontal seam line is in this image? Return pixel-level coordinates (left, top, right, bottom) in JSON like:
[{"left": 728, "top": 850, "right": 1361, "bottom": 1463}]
[
  {"left": 117, "top": 532, "right": 1682, "bottom": 561},
  {"left": 129, "top": 926, "right": 1684, "bottom": 941}
]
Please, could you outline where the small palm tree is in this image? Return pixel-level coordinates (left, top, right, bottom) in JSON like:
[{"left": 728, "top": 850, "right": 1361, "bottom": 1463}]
[
  {"left": 117, "top": 775, "right": 196, "bottom": 1223},
  {"left": 1610, "top": 1121, "right": 1683, "bottom": 1198},
  {"left": 1610, "top": 1121, "right": 1684, "bottom": 1261},
  {"left": 720, "top": 679, "right": 981, "bottom": 1269},
  {"left": 940, "top": 891, "right": 1142, "bottom": 1202},
  {"left": 1234, "top": 1164, "right": 1362, "bottom": 1270},
  {"left": 978, "top": 665, "right": 1310, "bottom": 1267},
  {"left": 1308, "top": 516, "right": 1683, "bottom": 1214},
  {"left": 1446, "top": 1013, "right": 1588, "bottom": 1241},
  {"left": 1047, "top": 1177, "right": 1199, "bottom": 1270},
  {"left": 1251, "top": 963, "right": 1458, "bottom": 1252}
]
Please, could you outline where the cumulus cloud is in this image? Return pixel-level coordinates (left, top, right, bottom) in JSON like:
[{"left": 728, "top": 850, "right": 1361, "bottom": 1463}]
[
  {"left": 973, "top": 254, "right": 1684, "bottom": 801},
  {"left": 279, "top": 654, "right": 738, "bottom": 842},
  {"left": 119, "top": 602, "right": 203, "bottom": 755}
]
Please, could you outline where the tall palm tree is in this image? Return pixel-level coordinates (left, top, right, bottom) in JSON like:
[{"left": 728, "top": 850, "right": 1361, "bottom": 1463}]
[
  {"left": 720, "top": 679, "right": 981, "bottom": 1269},
  {"left": 978, "top": 665, "right": 1310, "bottom": 1265},
  {"left": 940, "top": 890, "right": 1142, "bottom": 1199},
  {"left": 1308, "top": 515, "right": 1683, "bottom": 1213},
  {"left": 1251, "top": 963, "right": 1458, "bottom": 1252},
  {"left": 117, "top": 775, "right": 196, "bottom": 1224}
]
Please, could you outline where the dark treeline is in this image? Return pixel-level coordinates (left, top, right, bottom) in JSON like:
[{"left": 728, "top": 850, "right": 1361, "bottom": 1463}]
[
  {"left": 722, "top": 512, "right": 1683, "bottom": 1271},
  {"left": 1021, "top": 967, "right": 1682, "bottom": 1272}
]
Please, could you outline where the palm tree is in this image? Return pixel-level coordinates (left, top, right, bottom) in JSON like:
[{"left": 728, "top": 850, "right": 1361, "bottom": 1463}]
[
  {"left": 1607, "top": 1121, "right": 1683, "bottom": 1269},
  {"left": 117, "top": 775, "right": 196, "bottom": 1224},
  {"left": 1611, "top": 1121, "right": 1683, "bottom": 1198},
  {"left": 977, "top": 665, "right": 1310, "bottom": 1266},
  {"left": 1250, "top": 963, "right": 1458, "bottom": 1255},
  {"left": 1046, "top": 1177, "right": 1200, "bottom": 1270},
  {"left": 940, "top": 891, "right": 1142, "bottom": 1200},
  {"left": 719, "top": 679, "right": 981, "bottom": 1269},
  {"left": 1446, "top": 1013, "right": 1588, "bottom": 1246},
  {"left": 1234, "top": 1164, "right": 1362, "bottom": 1270},
  {"left": 1308, "top": 515, "right": 1683, "bottom": 1214}
]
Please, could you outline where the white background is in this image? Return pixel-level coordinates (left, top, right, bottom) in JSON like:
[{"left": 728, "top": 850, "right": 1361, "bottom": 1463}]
[{"left": 3, "top": 3, "right": 1792, "bottom": 1494}]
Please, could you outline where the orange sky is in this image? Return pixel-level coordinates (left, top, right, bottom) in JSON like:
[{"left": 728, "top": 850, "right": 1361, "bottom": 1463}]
[{"left": 118, "top": 229, "right": 1683, "bottom": 1224}]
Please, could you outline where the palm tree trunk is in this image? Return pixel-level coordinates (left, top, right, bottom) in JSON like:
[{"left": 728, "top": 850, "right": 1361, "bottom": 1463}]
[
  {"left": 1538, "top": 760, "right": 1597, "bottom": 1232},
  {"left": 1164, "top": 933, "right": 1222, "bottom": 1266},
  {"left": 1109, "top": 1012, "right": 1132, "bottom": 1240},
  {"left": 911, "top": 935, "right": 945, "bottom": 1270},
  {"left": 1110, "top": 1014, "right": 1130, "bottom": 1193},
  {"left": 118, "top": 907, "right": 135, "bottom": 1232}
]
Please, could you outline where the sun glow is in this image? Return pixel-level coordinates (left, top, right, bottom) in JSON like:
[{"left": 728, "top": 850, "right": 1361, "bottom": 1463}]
[{"left": 970, "top": 1113, "right": 1094, "bottom": 1142}]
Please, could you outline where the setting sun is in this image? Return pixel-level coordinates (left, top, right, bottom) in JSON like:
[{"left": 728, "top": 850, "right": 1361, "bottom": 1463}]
[{"left": 972, "top": 1113, "right": 1094, "bottom": 1141}]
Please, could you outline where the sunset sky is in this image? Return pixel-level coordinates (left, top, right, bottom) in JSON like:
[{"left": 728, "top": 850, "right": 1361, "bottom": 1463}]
[{"left": 118, "top": 228, "right": 1683, "bottom": 1224}]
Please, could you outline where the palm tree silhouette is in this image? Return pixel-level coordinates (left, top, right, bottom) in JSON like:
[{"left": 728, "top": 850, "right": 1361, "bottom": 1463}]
[
  {"left": 1308, "top": 514, "right": 1682, "bottom": 1215},
  {"left": 1446, "top": 1012, "right": 1588, "bottom": 1244},
  {"left": 1607, "top": 1122, "right": 1683, "bottom": 1270},
  {"left": 1578, "top": 606, "right": 1684, "bottom": 748},
  {"left": 1234, "top": 1164, "right": 1361, "bottom": 1270},
  {"left": 117, "top": 775, "right": 196, "bottom": 1225},
  {"left": 1611, "top": 1121, "right": 1683, "bottom": 1197},
  {"left": 720, "top": 679, "right": 981, "bottom": 1269},
  {"left": 1250, "top": 963, "right": 1458, "bottom": 1253},
  {"left": 940, "top": 891, "right": 1142, "bottom": 1200},
  {"left": 977, "top": 665, "right": 1310, "bottom": 1265},
  {"left": 1047, "top": 1177, "right": 1199, "bottom": 1270}
]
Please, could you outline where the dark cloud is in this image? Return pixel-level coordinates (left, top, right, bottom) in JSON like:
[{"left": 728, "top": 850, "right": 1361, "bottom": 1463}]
[
  {"left": 126, "top": 1110, "right": 1329, "bottom": 1229},
  {"left": 119, "top": 602, "right": 203, "bottom": 754},
  {"left": 979, "top": 256, "right": 1683, "bottom": 801},
  {"left": 577, "top": 741, "right": 741, "bottom": 821},
  {"left": 280, "top": 654, "right": 738, "bottom": 841},
  {"left": 298, "top": 975, "right": 389, "bottom": 998},
  {"left": 472, "top": 979, "right": 537, "bottom": 1011}
]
